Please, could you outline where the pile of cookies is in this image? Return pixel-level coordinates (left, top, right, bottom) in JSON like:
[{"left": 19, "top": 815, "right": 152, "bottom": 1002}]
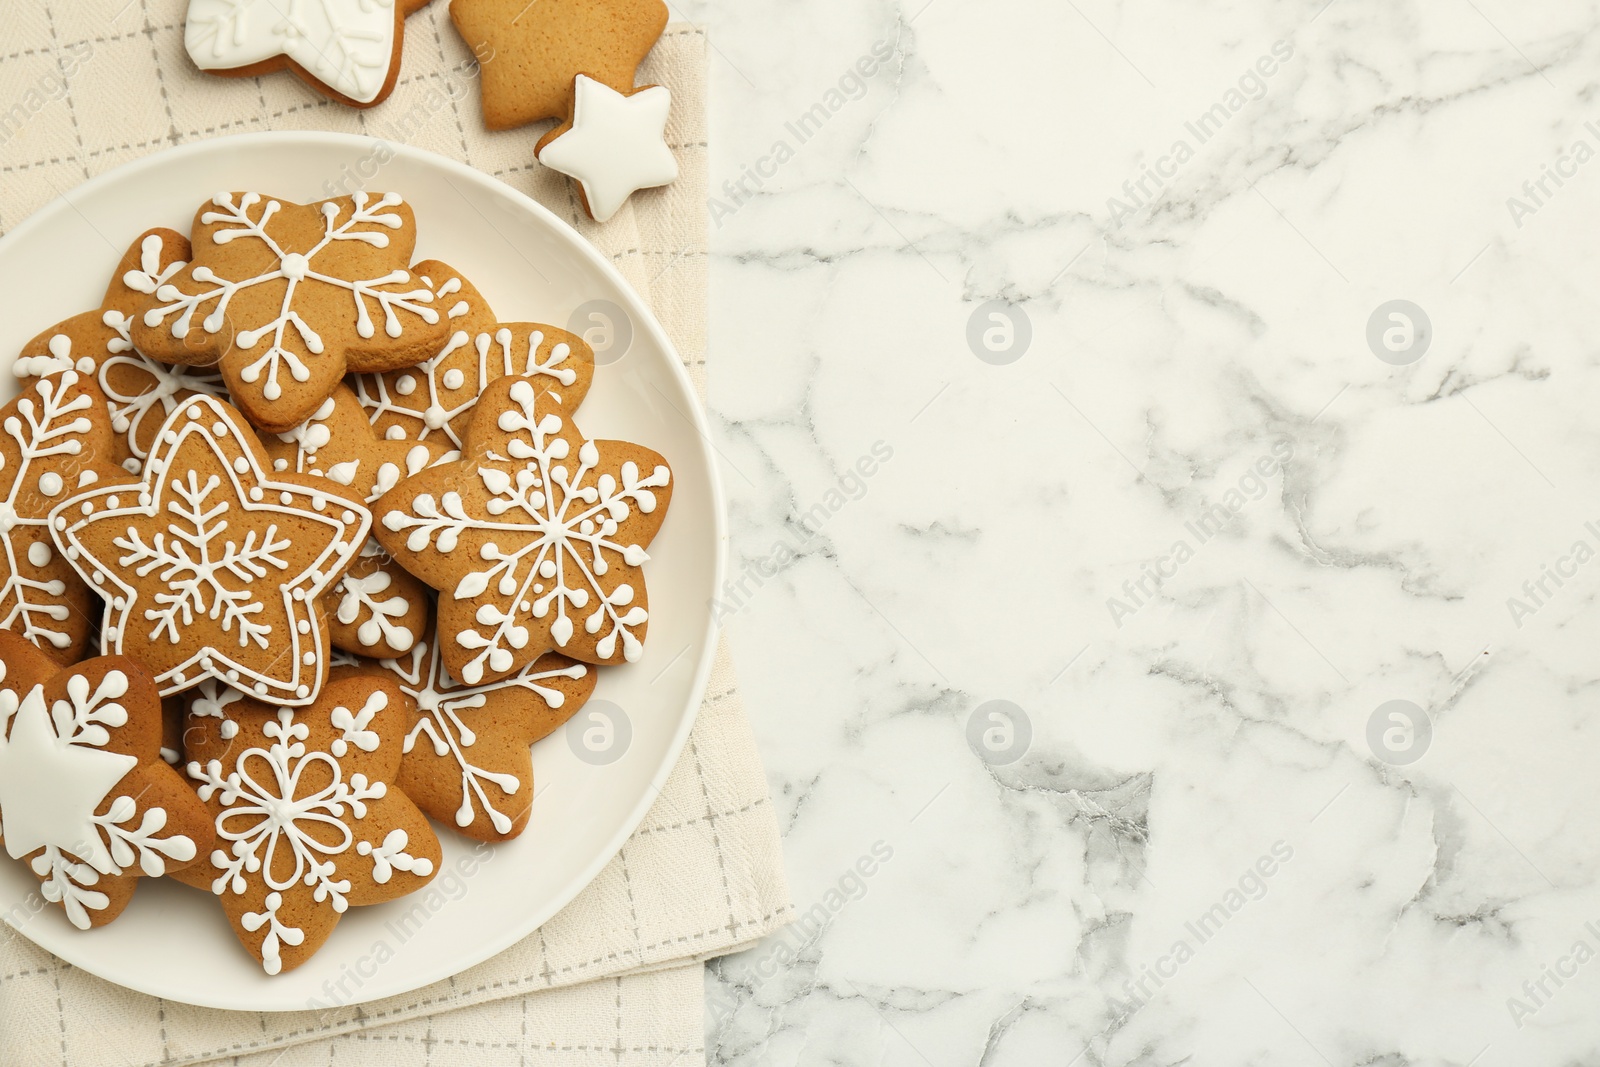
[
  {"left": 184, "top": 0, "right": 678, "bottom": 222},
  {"left": 0, "top": 189, "right": 672, "bottom": 975}
]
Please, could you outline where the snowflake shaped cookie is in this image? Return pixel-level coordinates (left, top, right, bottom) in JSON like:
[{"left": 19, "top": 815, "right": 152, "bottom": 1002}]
[
  {"left": 262, "top": 383, "right": 456, "bottom": 657},
  {"left": 0, "top": 632, "right": 214, "bottom": 930},
  {"left": 132, "top": 191, "right": 448, "bottom": 432},
  {"left": 350, "top": 259, "right": 596, "bottom": 450},
  {"left": 376, "top": 378, "right": 672, "bottom": 684},
  {"left": 0, "top": 369, "right": 125, "bottom": 661},
  {"left": 49, "top": 394, "right": 369, "bottom": 705},
  {"left": 18, "top": 228, "right": 229, "bottom": 475},
  {"left": 184, "top": 0, "right": 435, "bottom": 107},
  {"left": 173, "top": 672, "right": 441, "bottom": 975},
  {"left": 376, "top": 621, "right": 594, "bottom": 840}
]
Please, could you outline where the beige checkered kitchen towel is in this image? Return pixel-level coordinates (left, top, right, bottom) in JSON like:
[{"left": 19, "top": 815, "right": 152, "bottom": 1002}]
[{"left": 0, "top": 8, "right": 790, "bottom": 1065}]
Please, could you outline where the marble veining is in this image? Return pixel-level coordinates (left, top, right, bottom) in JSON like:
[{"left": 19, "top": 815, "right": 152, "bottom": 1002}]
[{"left": 691, "top": 0, "right": 1600, "bottom": 1062}]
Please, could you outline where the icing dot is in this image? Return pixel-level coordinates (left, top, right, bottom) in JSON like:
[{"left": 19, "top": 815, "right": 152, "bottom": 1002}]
[
  {"left": 395, "top": 375, "right": 417, "bottom": 396},
  {"left": 281, "top": 252, "right": 310, "bottom": 281},
  {"left": 254, "top": 682, "right": 267, "bottom": 694},
  {"left": 162, "top": 430, "right": 177, "bottom": 444},
  {"left": 111, "top": 596, "right": 125, "bottom": 610},
  {"left": 292, "top": 588, "right": 305, "bottom": 601},
  {"left": 250, "top": 487, "right": 263, "bottom": 501},
  {"left": 104, "top": 627, "right": 118, "bottom": 643},
  {"left": 188, "top": 404, "right": 202, "bottom": 420},
  {"left": 91, "top": 571, "right": 103, "bottom": 584},
  {"left": 53, "top": 517, "right": 66, "bottom": 530},
  {"left": 296, "top": 685, "right": 309, "bottom": 698},
  {"left": 442, "top": 369, "right": 465, "bottom": 390},
  {"left": 213, "top": 421, "right": 228, "bottom": 436},
  {"left": 27, "top": 542, "right": 50, "bottom": 567},
  {"left": 297, "top": 620, "right": 310, "bottom": 634},
  {"left": 385, "top": 426, "right": 406, "bottom": 441},
  {"left": 227, "top": 669, "right": 239, "bottom": 681},
  {"left": 106, "top": 496, "right": 119, "bottom": 509},
  {"left": 122, "top": 458, "right": 141, "bottom": 474},
  {"left": 66, "top": 546, "right": 79, "bottom": 561},
  {"left": 80, "top": 502, "right": 93, "bottom": 515},
  {"left": 302, "top": 652, "right": 315, "bottom": 665},
  {"left": 341, "top": 510, "right": 355, "bottom": 523},
  {"left": 423, "top": 406, "right": 447, "bottom": 430},
  {"left": 37, "top": 472, "right": 62, "bottom": 496},
  {"left": 138, "top": 492, "right": 151, "bottom": 506},
  {"left": 234, "top": 457, "right": 250, "bottom": 474},
  {"left": 280, "top": 491, "right": 292, "bottom": 504},
  {"left": 273, "top": 458, "right": 288, "bottom": 472}
]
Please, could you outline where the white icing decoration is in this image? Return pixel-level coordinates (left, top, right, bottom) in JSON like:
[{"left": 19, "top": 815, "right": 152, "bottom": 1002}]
[
  {"left": 0, "top": 669, "right": 196, "bottom": 929},
  {"left": 99, "top": 302, "right": 228, "bottom": 470},
  {"left": 27, "top": 542, "right": 50, "bottom": 567},
  {"left": 329, "top": 689, "right": 385, "bottom": 757},
  {"left": 356, "top": 827, "right": 433, "bottom": 884},
  {"left": 382, "top": 632, "right": 587, "bottom": 833},
  {"left": 184, "top": 0, "right": 400, "bottom": 105},
  {"left": 50, "top": 395, "right": 370, "bottom": 705},
  {"left": 190, "top": 676, "right": 242, "bottom": 740},
  {"left": 335, "top": 569, "right": 413, "bottom": 649},
  {"left": 240, "top": 891, "right": 303, "bottom": 976},
  {"left": 381, "top": 381, "right": 668, "bottom": 680},
  {"left": 140, "top": 192, "right": 437, "bottom": 403},
  {"left": 0, "top": 373, "right": 95, "bottom": 650},
  {"left": 536, "top": 76, "right": 679, "bottom": 224},
  {"left": 187, "top": 708, "right": 387, "bottom": 964},
  {"left": 13, "top": 335, "right": 92, "bottom": 379},
  {"left": 352, "top": 324, "right": 581, "bottom": 450}
]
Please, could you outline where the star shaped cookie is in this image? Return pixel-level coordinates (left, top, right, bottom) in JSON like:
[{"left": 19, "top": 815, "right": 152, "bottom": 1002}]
[
  {"left": 49, "top": 394, "right": 369, "bottom": 705},
  {"left": 173, "top": 671, "right": 442, "bottom": 974},
  {"left": 375, "top": 377, "right": 672, "bottom": 685},
  {"left": 132, "top": 191, "right": 449, "bottom": 433},
  {"left": 374, "top": 620, "right": 595, "bottom": 840},
  {"left": 0, "top": 631, "right": 214, "bottom": 930},
  {"left": 449, "top": 0, "right": 667, "bottom": 129},
  {"left": 537, "top": 75, "right": 678, "bottom": 223}
]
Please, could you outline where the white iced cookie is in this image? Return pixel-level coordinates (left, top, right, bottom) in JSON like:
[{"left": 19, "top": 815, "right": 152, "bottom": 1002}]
[{"left": 536, "top": 75, "right": 679, "bottom": 223}]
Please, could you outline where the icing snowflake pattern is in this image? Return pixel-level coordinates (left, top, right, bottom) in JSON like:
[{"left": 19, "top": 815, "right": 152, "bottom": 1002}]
[
  {"left": 185, "top": 0, "right": 401, "bottom": 104},
  {"left": 378, "top": 379, "right": 671, "bottom": 683},
  {"left": 138, "top": 191, "right": 439, "bottom": 424},
  {"left": 382, "top": 630, "right": 591, "bottom": 835},
  {"left": 50, "top": 395, "right": 369, "bottom": 704},
  {"left": 178, "top": 679, "right": 440, "bottom": 975}
]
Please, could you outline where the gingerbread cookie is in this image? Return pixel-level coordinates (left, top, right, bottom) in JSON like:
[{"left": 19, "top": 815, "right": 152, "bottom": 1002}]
[
  {"left": 49, "top": 394, "right": 369, "bottom": 705},
  {"left": 537, "top": 75, "right": 678, "bottom": 223},
  {"left": 132, "top": 191, "right": 449, "bottom": 433},
  {"left": 449, "top": 0, "right": 667, "bottom": 129},
  {"left": 353, "top": 315, "right": 596, "bottom": 451},
  {"left": 375, "top": 621, "right": 594, "bottom": 840},
  {"left": 0, "top": 631, "right": 213, "bottom": 930},
  {"left": 184, "top": 0, "right": 436, "bottom": 108},
  {"left": 262, "top": 384, "right": 456, "bottom": 657},
  {"left": 174, "top": 672, "right": 441, "bottom": 974},
  {"left": 375, "top": 378, "right": 672, "bottom": 684},
  {"left": 17, "top": 228, "right": 229, "bottom": 475},
  {"left": 0, "top": 369, "right": 125, "bottom": 661}
]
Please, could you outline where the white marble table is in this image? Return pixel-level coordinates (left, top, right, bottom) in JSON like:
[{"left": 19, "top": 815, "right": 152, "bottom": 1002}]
[{"left": 690, "top": 0, "right": 1600, "bottom": 1063}]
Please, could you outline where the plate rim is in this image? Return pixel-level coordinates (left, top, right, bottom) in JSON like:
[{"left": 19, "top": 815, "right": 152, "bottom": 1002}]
[{"left": 0, "top": 129, "right": 727, "bottom": 1011}]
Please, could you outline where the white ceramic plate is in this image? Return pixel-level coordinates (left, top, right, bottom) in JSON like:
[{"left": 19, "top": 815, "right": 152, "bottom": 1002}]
[{"left": 0, "top": 132, "right": 723, "bottom": 1011}]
